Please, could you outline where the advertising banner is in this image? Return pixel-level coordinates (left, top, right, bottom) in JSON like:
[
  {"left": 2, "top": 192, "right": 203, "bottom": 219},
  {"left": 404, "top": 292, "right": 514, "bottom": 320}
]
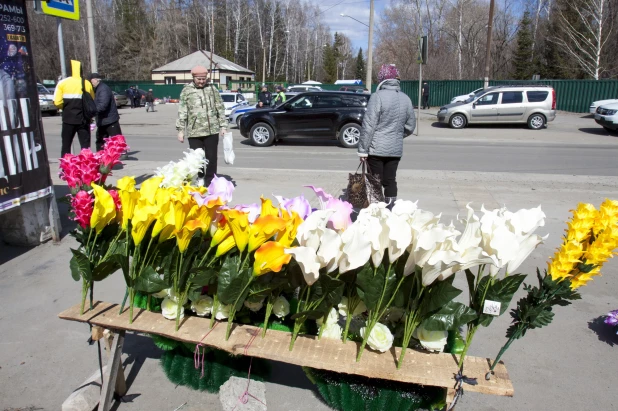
[{"left": 0, "top": 0, "right": 53, "bottom": 213}]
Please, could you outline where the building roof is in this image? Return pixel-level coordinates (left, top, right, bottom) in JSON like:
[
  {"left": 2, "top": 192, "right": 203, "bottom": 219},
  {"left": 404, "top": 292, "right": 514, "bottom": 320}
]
[{"left": 152, "top": 50, "right": 255, "bottom": 74}]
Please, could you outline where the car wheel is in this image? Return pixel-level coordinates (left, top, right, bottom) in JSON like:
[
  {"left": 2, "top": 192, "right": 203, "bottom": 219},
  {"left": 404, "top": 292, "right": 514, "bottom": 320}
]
[
  {"left": 338, "top": 123, "right": 361, "bottom": 148},
  {"left": 527, "top": 113, "right": 546, "bottom": 130},
  {"left": 236, "top": 115, "right": 242, "bottom": 129},
  {"left": 250, "top": 122, "right": 275, "bottom": 147},
  {"left": 449, "top": 113, "right": 467, "bottom": 129}
]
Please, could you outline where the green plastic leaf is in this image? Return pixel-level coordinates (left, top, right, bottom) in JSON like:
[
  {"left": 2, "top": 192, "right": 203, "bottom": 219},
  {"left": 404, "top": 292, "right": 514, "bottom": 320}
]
[
  {"left": 421, "top": 301, "right": 478, "bottom": 331},
  {"left": 135, "top": 266, "right": 169, "bottom": 293},
  {"left": 110, "top": 253, "right": 130, "bottom": 286},
  {"left": 190, "top": 266, "right": 218, "bottom": 287},
  {"left": 420, "top": 277, "right": 462, "bottom": 316},
  {"left": 92, "top": 260, "right": 120, "bottom": 282},
  {"left": 290, "top": 309, "right": 324, "bottom": 321},
  {"left": 70, "top": 248, "right": 92, "bottom": 281},
  {"left": 356, "top": 264, "right": 397, "bottom": 311},
  {"left": 478, "top": 274, "right": 527, "bottom": 327},
  {"left": 317, "top": 274, "right": 345, "bottom": 307},
  {"left": 69, "top": 255, "right": 80, "bottom": 281},
  {"left": 217, "top": 255, "right": 251, "bottom": 309}
]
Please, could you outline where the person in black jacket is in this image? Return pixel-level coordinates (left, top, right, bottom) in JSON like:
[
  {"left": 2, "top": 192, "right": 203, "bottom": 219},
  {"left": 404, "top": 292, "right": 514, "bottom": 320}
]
[
  {"left": 89, "top": 73, "right": 122, "bottom": 152},
  {"left": 145, "top": 89, "right": 155, "bottom": 112},
  {"left": 257, "top": 85, "right": 271, "bottom": 108},
  {"left": 132, "top": 87, "right": 142, "bottom": 108},
  {"left": 422, "top": 81, "right": 430, "bottom": 109},
  {"left": 126, "top": 86, "right": 135, "bottom": 108}
]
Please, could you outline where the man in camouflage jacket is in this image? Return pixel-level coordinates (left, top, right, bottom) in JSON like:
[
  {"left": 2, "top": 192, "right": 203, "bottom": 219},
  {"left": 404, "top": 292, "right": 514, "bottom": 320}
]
[{"left": 176, "top": 65, "right": 227, "bottom": 186}]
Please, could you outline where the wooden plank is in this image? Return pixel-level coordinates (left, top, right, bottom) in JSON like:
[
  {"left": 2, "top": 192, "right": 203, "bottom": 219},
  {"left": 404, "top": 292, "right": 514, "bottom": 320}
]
[
  {"left": 59, "top": 301, "right": 514, "bottom": 397},
  {"left": 100, "top": 329, "right": 125, "bottom": 411}
]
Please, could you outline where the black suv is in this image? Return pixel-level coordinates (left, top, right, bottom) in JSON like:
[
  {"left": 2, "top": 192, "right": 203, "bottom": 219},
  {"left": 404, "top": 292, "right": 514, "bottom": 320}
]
[{"left": 239, "top": 91, "right": 369, "bottom": 148}]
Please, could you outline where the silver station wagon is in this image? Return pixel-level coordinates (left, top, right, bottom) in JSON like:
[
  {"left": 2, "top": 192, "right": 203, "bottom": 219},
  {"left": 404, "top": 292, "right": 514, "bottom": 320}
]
[{"left": 437, "top": 86, "right": 556, "bottom": 130}]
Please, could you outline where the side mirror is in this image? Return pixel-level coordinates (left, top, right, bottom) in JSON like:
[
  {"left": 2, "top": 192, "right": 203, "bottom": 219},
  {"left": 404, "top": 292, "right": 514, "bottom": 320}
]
[{"left": 472, "top": 102, "right": 477, "bottom": 108}]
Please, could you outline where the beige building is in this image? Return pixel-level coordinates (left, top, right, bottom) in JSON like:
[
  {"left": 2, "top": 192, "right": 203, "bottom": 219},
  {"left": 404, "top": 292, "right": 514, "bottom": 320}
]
[{"left": 151, "top": 50, "right": 255, "bottom": 89}]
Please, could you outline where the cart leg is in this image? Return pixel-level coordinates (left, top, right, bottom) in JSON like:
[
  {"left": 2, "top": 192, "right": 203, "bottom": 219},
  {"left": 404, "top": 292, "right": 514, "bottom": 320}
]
[{"left": 100, "top": 330, "right": 126, "bottom": 410}]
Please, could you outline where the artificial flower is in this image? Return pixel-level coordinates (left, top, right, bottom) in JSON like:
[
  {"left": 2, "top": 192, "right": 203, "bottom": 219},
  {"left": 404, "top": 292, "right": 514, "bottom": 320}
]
[
  {"left": 338, "top": 223, "right": 372, "bottom": 273},
  {"left": 605, "top": 309, "right": 618, "bottom": 327},
  {"left": 260, "top": 196, "right": 280, "bottom": 217},
  {"left": 338, "top": 297, "right": 367, "bottom": 317},
  {"left": 71, "top": 190, "right": 93, "bottom": 229},
  {"left": 296, "top": 209, "right": 335, "bottom": 250},
  {"left": 244, "top": 297, "right": 265, "bottom": 312},
  {"left": 138, "top": 176, "right": 163, "bottom": 204},
  {"left": 216, "top": 235, "right": 237, "bottom": 257},
  {"left": 272, "top": 295, "right": 290, "bottom": 318},
  {"left": 131, "top": 203, "right": 160, "bottom": 245},
  {"left": 221, "top": 209, "right": 250, "bottom": 253},
  {"left": 284, "top": 246, "right": 321, "bottom": 285},
  {"left": 324, "top": 197, "right": 354, "bottom": 231},
  {"left": 191, "top": 295, "right": 214, "bottom": 317},
  {"left": 321, "top": 323, "right": 343, "bottom": 340},
  {"left": 152, "top": 289, "right": 169, "bottom": 299},
  {"left": 316, "top": 228, "right": 342, "bottom": 273},
  {"left": 360, "top": 322, "right": 393, "bottom": 352},
  {"left": 176, "top": 219, "right": 206, "bottom": 253},
  {"left": 233, "top": 203, "right": 261, "bottom": 223},
  {"left": 90, "top": 183, "right": 117, "bottom": 233},
  {"left": 316, "top": 308, "right": 339, "bottom": 326},
  {"left": 215, "top": 304, "right": 231, "bottom": 320},
  {"left": 276, "top": 211, "right": 303, "bottom": 248},
  {"left": 275, "top": 194, "right": 312, "bottom": 219},
  {"left": 161, "top": 297, "right": 184, "bottom": 320},
  {"left": 248, "top": 215, "right": 287, "bottom": 252},
  {"left": 413, "top": 326, "right": 447, "bottom": 352},
  {"left": 253, "top": 241, "right": 291, "bottom": 276}
]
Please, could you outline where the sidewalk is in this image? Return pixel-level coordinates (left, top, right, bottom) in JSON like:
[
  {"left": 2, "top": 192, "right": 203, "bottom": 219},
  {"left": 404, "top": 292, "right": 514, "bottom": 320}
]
[{"left": 1, "top": 166, "right": 617, "bottom": 410}]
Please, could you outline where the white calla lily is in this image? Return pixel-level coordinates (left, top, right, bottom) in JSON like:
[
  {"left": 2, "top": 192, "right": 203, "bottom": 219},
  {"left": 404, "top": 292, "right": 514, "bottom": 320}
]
[
  {"left": 296, "top": 209, "right": 335, "bottom": 249},
  {"left": 339, "top": 223, "right": 372, "bottom": 273},
  {"left": 317, "top": 228, "right": 342, "bottom": 273},
  {"left": 285, "top": 246, "right": 322, "bottom": 285},
  {"left": 357, "top": 204, "right": 391, "bottom": 266},
  {"left": 391, "top": 199, "right": 418, "bottom": 217},
  {"left": 386, "top": 213, "right": 412, "bottom": 263}
]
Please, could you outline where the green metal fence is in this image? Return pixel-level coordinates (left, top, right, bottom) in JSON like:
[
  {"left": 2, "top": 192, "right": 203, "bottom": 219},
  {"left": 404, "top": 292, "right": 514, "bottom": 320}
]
[{"left": 102, "top": 79, "right": 618, "bottom": 113}]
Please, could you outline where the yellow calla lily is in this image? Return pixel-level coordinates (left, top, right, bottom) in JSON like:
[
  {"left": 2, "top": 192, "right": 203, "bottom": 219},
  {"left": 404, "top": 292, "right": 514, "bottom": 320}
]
[
  {"left": 131, "top": 203, "right": 159, "bottom": 246},
  {"left": 176, "top": 219, "right": 206, "bottom": 253},
  {"left": 119, "top": 190, "right": 139, "bottom": 231},
  {"left": 90, "top": 183, "right": 117, "bottom": 233},
  {"left": 221, "top": 209, "right": 250, "bottom": 253},
  {"left": 248, "top": 215, "right": 287, "bottom": 252},
  {"left": 138, "top": 176, "right": 163, "bottom": 204},
  {"left": 253, "top": 241, "right": 291, "bottom": 276},
  {"left": 153, "top": 202, "right": 176, "bottom": 241},
  {"left": 211, "top": 216, "right": 231, "bottom": 247},
  {"left": 190, "top": 205, "right": 218, "bottom": 235},
  {"left": 216, "top": 235, "right": 237, "bottom": 257},
  {"left": 276, "top": 211, "right": 304, "bottom": 248},
  {"left": 116, "top": 176, "right": 136, "bottom": 192},
  {"left": 171, "top": 192, "right": 195, "bottom": 231},
  {"left": 260, "top": 196, "right": 280, "bottom": 218}
]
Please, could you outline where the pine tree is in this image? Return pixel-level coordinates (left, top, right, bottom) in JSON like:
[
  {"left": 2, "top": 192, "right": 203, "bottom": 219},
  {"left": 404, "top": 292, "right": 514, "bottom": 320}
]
[
  {"left": 355, "top": 48, "right": 365, "bottom": 81},
  {"left": 322, "top": 43, "right": 337, "bottom": 83},
  {"left": 512, "top": 11, "right": 534, "bottom": 80}
]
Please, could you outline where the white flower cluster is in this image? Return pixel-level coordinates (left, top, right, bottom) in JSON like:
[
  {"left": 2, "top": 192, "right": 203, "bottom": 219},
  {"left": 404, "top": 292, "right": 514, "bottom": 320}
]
[
  {"left": 155, "top": 148, "right": 208, "bottom": 188},
  {"left": 317, "top": 308, "right": 343, "bottom": 341}
]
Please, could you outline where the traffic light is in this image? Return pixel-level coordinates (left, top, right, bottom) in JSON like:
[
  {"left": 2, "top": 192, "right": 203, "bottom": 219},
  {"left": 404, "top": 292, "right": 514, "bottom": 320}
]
[{"left": 419, "top": 35, "right": 428, "bottom": 65}]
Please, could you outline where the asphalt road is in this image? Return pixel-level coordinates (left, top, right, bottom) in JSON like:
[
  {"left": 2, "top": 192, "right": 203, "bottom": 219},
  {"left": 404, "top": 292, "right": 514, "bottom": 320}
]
[{"left": 41, "top": 104, "right": 618, "bottom": 176}]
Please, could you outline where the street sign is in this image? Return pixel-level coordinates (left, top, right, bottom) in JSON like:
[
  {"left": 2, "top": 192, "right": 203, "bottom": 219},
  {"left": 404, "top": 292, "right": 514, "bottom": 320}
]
[{"left": 38, "top": 0, "right": 80, "bottom": 21}]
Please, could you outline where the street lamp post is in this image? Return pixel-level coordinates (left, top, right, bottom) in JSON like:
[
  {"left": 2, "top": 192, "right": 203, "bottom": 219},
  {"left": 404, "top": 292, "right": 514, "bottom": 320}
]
[{"left": 341, "top": 0, "right": 374, "bottom": 90}]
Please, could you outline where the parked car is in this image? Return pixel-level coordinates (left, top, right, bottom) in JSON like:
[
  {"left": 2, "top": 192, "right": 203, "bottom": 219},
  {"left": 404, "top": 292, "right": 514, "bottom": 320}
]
[
  {"left": 589, "top": 98, "right": 618, "bottom": 114},
  {"left": 113, "top": 91, "right": 129, "bottom": 108},
  {"left": 339, "top": 85, "right": 364, "bottom": 92},
  {"left": 239, "top": 91, "right": 369, "bottom": 148},
  {"left": 220, "top": 92, "right": 249, "bottom": 116},
  {"left": 437, "top": 85, "right": 556, "bottom": 130},
  {"left": 594, "top": 103, "right": 618, "bottom": 133},
  {"left": 37, "top": 83, "right": 57, "bottom": 116},
  {"left": 450, "top": 88, "right": 484, "bottom": 103},
  {"left": 288, "top": 85, "right": 322, "bottom": 92},
  {"left": 228, "top": 92, "right": 299, "bottom": 128}
]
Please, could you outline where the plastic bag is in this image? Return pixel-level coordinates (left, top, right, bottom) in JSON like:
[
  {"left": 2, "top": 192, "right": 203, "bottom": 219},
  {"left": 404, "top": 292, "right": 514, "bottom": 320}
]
[{"left": 223, "top": 132, "right": 235, "bottom": 165}]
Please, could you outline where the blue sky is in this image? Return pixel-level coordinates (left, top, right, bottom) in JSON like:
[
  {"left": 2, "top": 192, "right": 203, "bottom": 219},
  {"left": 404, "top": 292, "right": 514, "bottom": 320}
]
[{"left": 318, "top": 0, "right": 388, "bottom": 52}]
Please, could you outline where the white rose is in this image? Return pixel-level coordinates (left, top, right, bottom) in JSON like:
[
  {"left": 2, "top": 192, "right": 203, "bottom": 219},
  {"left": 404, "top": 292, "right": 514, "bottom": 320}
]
[
  {"left": 321, "top": 323, "right": 343, "bottom": 340},
  {"left": 413, "top": 326, "right": 447, "bottom": 353},
  {"left": 191, "top": 295, "right": 214, "bottom": 317},
  {"left": 272, "top": 296, "right": 290, "bottom": 318},
  {"left": 215, "top": 304, "right": 231, "bottom": 320},
  {"left": 316, "top": 307, "right": 339, "bottom": 326},
  {"left": 152, "top": 288, "right": 169, "bottom": 299},
  {"left": 244, "top": 298, "right": 264, "bottom": 312},
  {"left": 161, "top": 297, "right": 184, "bottom": 320},
  {"left": 360, "top": 322, "right": 394, "bottom": 352},
  {"left": 338, "top": 297, "right": 367, "bottom": 318},
  {"left": 168, "top": 290, "right": 187, "bottom": 305}
]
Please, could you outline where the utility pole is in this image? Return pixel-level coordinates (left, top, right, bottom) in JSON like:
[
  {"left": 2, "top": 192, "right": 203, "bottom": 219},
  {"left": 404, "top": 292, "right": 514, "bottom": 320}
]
[
  {"left": 86, "top": 0, "right": 97, "bottom": 72},
  {"left": 366, "top": 0, "right": 374, "bottom": 91},
  {"left": 483, "top": 0, "right": 495, "bottom": 89},
  {"left": 57, "top": 18, "right": 67, "bottom": 78}
]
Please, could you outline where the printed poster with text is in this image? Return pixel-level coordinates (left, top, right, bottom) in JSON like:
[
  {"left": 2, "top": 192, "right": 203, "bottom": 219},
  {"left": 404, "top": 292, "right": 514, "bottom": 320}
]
[{"left": 0, "top": 0, "right": 52, "bottom": 213}]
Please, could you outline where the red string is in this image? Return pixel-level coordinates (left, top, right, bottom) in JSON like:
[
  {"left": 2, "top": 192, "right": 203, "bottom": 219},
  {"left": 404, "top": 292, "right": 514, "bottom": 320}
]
[
  {"left": 233, "top": 327, "right": 265, "bottom": 410},
  {"left": 194, "top": 322, "right": 218, "bottom": 378}
]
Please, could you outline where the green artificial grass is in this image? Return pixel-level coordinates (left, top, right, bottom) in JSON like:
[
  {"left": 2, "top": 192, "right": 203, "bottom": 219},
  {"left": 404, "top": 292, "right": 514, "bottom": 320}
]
[
  {"left": 304, "top": 367, "right": 446, "bottom": 411},
  {"left": 132, "top": 291, "right": 163, "bottom": 312},
  {"left": 160, "top": 344, "right": 271, "bottom": 393}
]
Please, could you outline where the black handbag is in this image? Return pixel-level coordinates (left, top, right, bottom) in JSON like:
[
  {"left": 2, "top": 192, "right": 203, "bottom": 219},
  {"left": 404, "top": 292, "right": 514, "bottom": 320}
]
[
  {"left": 346, "top": 161, "right": 384, "bottom": 208},
  {"left": 81, "top": 77, "right": 97, "bottom": 122}
]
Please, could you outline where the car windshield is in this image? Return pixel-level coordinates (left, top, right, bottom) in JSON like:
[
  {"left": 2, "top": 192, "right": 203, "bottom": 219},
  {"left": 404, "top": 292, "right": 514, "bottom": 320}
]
[
  {"left": 465, "top": 89, "right": 486, "bottom": 103},
  {"left": 221, "top": 95, "right": 235, "bottom": 102},
  {"left": 37, "top": 85, "right": 51, "bottom": 94}
]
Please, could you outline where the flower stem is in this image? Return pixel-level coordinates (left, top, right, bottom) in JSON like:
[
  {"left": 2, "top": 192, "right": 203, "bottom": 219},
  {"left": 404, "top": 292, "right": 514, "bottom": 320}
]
[
  {"left": 175, "top": 298, "right": 182, "bottom": 331},
  {"left": 342, "top": 312, "right": 353, "bottom": 343},
  {"left": 225, "top": 278, "right": 254, "bottom": 340},
  {"left": 458, "top": 326, "right": 478, "bottom": 370},
  {"left": 210, "top": 294, "right": 219, "bottom": 328},
  {"left": 262, "top": 295, "right": 275, "bottom": 338},
  {"left": 356, "top": 316, "right": 375, "bottom": 362},
  {"left": 119, "top": 287, "right": 128, "bottom": 314},
  {"left": 80, "top": 280, "right": 89, "bottom": 315},
  {"left": 147, "top": 295, "right": 151, "bottom": 311},
  {"left": 398, "top": 310, "right": 421, "bottom": 369},
  {"left": 289, "top": 319, "right": 303, "bottom": 351},
  {"left": 129, "top": 288, "right": 135, "bottom": 324}
]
